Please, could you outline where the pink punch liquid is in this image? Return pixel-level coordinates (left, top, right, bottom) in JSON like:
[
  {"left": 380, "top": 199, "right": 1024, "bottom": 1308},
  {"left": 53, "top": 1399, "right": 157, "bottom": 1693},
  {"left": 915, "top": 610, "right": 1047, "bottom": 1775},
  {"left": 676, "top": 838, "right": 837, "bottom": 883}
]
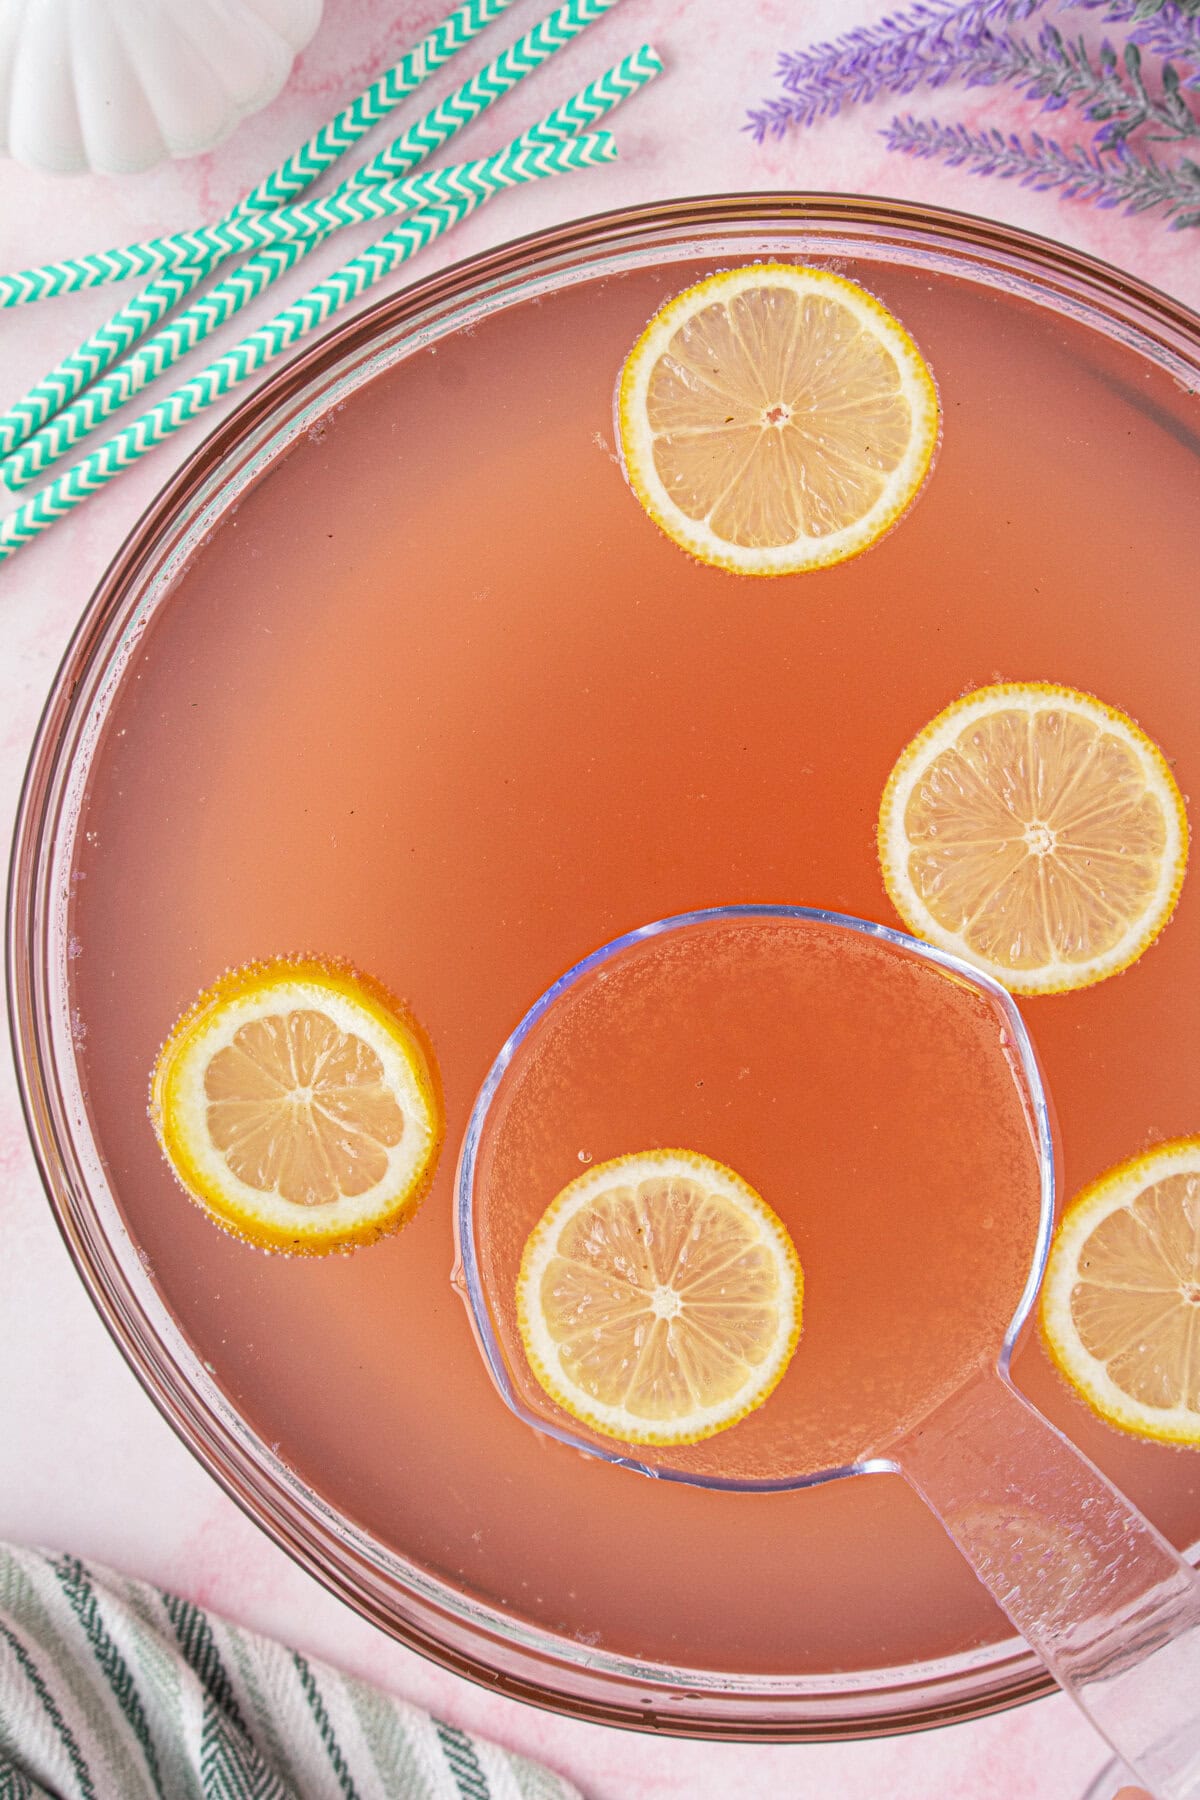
[{"left": 68, "top": 252, "right": 1200, "bottom": 1676}]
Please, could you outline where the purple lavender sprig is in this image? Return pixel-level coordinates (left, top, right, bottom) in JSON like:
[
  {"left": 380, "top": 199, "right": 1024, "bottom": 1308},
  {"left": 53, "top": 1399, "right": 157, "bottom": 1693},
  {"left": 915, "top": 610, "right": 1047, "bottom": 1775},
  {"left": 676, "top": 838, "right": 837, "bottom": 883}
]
[
  {"left": 746, "top": 0, "right": 1047, "bottom": 140},
  {"left": 884, "top": 112, "right": 1200, "bottom": 220},
  {"left": 747, "top": 0, "right": 1200, "bottom": 229},
  {"left": 991, "top": 26, "right": 1200, "bottom": 144},
  {"left": 1066, "top": 1, "right": 1200, "bottom": 82},
  {"left": 749, "top": 7, "right": 1198, "bottom": 145}
]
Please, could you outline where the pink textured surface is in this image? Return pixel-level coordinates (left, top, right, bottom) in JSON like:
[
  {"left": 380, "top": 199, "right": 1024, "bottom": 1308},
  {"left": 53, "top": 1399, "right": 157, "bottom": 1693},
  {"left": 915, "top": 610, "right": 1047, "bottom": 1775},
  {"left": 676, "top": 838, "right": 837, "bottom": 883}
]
[{"left": 1, "top": 3, "right": 1197, "bottom": 1795}]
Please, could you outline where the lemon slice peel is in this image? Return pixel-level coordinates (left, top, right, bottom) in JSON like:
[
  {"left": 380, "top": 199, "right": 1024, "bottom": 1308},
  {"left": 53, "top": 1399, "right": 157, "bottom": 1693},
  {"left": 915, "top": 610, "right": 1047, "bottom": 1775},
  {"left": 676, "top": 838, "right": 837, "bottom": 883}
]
[
  {"left": 516, "top": 1147, "right": 803, "bottom": 1447},
  {"left": 616, "top": 262, "right": 940, "bottom": 578},
  {"left": 1040, "top": 1138, "right": 1200, "bottom": 1446},
  {"left": 877, "top": 681, "right": 1188, "bottom": 996},
  {"left": 151, "top": 954, "right": 443, "bottom": 1255}
]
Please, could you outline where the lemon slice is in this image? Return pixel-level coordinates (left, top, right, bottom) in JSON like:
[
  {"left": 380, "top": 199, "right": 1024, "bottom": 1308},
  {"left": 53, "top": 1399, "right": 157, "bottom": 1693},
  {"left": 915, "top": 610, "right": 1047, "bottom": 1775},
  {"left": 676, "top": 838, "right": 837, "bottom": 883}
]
[
  {"left": 151, "top": 955, "right": 442, "bottom": 1254},
  {"left": 878, "top": 682, "right": 1188, "bottom": 995},
  {"left": 616, "top": 263, "right": 939, "bottom": 576},
  {"left": 1041, "top": 1139, "right": 1200, "bottom": 1445},
  {"left": 516, "top": 1149, "right": 803, "bottom": 1446}
]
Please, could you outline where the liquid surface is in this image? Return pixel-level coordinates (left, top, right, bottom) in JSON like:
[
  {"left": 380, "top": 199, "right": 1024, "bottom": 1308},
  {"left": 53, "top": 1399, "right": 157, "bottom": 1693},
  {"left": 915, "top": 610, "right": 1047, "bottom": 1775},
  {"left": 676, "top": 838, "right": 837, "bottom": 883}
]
[
  {"left": 68, "top": 251, "right": 1200, "bottom": 1677},
  {"left": 475, "top": 914, "right": 1041, "bottom": 1479}
]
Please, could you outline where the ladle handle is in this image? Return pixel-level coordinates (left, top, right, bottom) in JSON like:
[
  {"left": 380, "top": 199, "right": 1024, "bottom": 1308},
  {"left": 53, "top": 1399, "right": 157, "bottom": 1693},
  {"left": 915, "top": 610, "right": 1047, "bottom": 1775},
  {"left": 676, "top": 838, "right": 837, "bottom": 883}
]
[{"left": 895, "top": 1364, "right": 1200, "bottom": 1799}]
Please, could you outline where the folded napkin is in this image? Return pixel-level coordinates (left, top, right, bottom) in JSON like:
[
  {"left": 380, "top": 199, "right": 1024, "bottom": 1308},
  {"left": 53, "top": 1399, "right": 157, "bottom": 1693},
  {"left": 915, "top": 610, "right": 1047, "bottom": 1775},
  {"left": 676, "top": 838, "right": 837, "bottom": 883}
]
[{"left": 0, "top": 1543, "right": 582, "bottom": 1800}]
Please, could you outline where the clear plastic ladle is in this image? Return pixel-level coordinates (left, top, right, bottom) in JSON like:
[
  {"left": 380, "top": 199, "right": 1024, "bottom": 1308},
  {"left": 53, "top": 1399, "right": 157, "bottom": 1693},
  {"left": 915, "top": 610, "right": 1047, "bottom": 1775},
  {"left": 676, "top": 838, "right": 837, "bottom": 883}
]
[{"left": 454, "top": 906, "right": 1200, "bottom": 1798}]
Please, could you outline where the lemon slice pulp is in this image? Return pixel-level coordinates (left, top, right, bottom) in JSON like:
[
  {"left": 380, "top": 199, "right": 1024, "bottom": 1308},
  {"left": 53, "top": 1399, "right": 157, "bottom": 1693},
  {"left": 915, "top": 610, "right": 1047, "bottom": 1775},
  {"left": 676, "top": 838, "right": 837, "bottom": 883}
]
[
  {"left": 878, "top": 682, "right": 1188, "bottom": 995},
  {"left": 151, "top": 955, "right": 442, "bottom": 1253},
  {"left": 516, "top": 1148, "right": 803, "bottom": 1446},
  {"left": 616, "top": 263, "right": 939, "bottom": 576},
  {"left": 1041, "top": 1139, "right": 1200, "bottom": 1445}
]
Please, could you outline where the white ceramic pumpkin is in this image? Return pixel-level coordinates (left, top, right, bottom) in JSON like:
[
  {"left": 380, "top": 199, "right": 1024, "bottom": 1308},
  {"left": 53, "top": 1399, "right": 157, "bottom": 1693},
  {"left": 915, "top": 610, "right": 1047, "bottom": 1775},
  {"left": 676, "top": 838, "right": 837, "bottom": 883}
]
[{"left": 0, "top": 0, "right": 324, "bottom": 176}]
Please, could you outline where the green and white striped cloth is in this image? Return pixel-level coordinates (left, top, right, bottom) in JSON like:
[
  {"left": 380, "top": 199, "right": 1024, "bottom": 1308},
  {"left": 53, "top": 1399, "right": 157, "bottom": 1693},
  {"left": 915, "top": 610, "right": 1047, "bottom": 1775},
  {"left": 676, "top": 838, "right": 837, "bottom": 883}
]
[{"left": 0, "top": 1544, "right": 582, "bottom": 1800}]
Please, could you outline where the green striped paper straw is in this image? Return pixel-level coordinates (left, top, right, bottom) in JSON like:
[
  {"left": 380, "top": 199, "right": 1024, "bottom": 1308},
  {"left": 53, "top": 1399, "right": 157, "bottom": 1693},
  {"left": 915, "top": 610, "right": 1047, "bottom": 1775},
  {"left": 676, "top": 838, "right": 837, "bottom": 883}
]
[
  {"left": 2, "top": 13, "right": 644, "bottom": 494},
  {"left": 0, "top": 131, "right": 616, "bottom": 564},
  {"left": 0, "top": 0, "right": 617, "bottom": 474},
  {"left": 229, "top": 0, "right": 523, "bottom": 221},
  {"left": 518, "top": 42, "right": 662, "bottom": 144},
  {"left": 0, "top": 0, "right": 620, "bottom": 310},
  {"left": 10, "top": 155, "right": 536, "bottom": 297},
  {"left": 0, "top": 0, "right": 518, "bottom": 459},
  {"left": 0, "top": 149, "right": 600, "bottom": 493},
  {"left": 3, "top": 0, "right": 520, "bottom": 304}
]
